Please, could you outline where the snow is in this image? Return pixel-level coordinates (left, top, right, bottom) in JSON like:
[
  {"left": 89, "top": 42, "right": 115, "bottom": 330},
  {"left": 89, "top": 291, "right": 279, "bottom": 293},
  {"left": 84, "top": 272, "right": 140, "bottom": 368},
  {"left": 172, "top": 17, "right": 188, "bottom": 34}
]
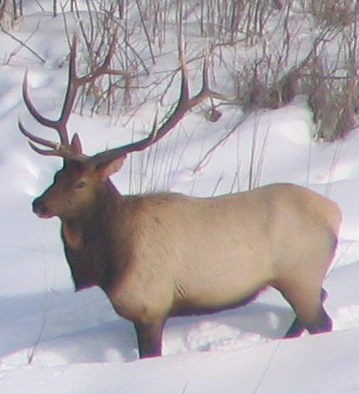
[
  {"left": 2, "top": 330, "right": 359, "bottom": 394},
  {"left": 1, "top": 2, "right": 359, "bottom": 393}
]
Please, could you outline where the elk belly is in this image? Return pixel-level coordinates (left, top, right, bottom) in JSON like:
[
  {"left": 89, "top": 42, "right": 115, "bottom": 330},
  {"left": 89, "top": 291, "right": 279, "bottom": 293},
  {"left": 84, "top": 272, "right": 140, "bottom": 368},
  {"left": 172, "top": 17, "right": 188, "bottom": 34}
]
[{"left": 171, "top": 250, "right": 274, "bottom": 315}]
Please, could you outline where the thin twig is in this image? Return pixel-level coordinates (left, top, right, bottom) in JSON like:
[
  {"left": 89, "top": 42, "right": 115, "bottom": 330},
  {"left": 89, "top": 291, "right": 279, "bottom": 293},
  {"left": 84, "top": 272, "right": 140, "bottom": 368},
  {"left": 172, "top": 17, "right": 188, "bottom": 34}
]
[
  {"left": 2, "top": 27, "right": 46, "bottom": 64},
  {"left": 193, "top": 113, "right": 249, "bottom": 174},
  {"left": 134, "top": 0, "right": 156, "bottom": 65}
]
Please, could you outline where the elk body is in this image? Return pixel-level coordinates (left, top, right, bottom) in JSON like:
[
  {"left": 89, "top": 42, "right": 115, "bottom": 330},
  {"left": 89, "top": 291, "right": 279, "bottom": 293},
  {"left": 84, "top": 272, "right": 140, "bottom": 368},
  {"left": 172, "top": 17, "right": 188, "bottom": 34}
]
[{"left": 20, "top": 37, "right": 341, "bottom": 358}]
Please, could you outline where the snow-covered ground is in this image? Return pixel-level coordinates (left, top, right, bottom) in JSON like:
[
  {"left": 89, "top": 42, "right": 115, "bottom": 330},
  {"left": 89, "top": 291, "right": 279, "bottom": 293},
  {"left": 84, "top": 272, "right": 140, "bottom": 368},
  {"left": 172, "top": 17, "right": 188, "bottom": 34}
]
[{"left": 1, "top": 2, "right": 359, "bottom": 393}]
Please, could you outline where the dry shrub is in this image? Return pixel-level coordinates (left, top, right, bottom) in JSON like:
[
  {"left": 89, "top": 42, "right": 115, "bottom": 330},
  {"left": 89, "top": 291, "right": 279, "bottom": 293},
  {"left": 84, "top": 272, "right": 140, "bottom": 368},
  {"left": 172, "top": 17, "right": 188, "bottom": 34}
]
[
  {"left": 300, "top": 0, "right": 356, "bottom": 30},
  {"left": 10, "top": 0, "right": 358, "bottom": 141},
  {"left": 231, "top": 0, "right": 359, "bottom": 140},
  {"left": 304, "top": 56, "right": 358, "bottom": 141}
]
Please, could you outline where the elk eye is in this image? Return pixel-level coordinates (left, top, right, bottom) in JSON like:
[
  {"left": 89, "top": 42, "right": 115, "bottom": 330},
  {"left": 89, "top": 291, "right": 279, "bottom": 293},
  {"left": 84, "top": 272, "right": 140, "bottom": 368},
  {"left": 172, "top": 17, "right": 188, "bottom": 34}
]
[{"left": 75, "top": 180, "right": 87, "bottom": 190}]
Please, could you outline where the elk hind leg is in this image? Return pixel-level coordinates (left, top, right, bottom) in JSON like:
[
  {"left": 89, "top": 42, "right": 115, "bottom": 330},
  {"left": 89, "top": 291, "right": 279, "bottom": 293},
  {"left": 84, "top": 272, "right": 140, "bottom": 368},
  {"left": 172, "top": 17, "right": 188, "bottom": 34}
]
[
  {"left": 306, "top": 288, "right": 332, "bottom": 334},
  {"left": 282, "top": 287, "right": 332, "bottom": 338}
]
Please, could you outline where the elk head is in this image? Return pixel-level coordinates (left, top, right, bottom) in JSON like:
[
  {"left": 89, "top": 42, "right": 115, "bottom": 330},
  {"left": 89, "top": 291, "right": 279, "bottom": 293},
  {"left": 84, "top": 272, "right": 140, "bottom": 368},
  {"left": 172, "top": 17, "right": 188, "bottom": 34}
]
[
  {"left": 19, "top": 35, "right": 225, "bottom": 220},
  {"left": 30, "top": 154, "right": 127, "bottom": 220}
]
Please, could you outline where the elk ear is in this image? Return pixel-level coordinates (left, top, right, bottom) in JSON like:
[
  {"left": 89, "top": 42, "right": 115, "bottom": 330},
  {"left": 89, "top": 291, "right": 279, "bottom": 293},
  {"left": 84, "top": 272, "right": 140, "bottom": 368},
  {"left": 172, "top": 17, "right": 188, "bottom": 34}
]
[
  {"left": 71, "top": 133, "right": 82, "bottom": 154},
  {"left": 97, "top": 155, "right": 127, "bottom": 180}
]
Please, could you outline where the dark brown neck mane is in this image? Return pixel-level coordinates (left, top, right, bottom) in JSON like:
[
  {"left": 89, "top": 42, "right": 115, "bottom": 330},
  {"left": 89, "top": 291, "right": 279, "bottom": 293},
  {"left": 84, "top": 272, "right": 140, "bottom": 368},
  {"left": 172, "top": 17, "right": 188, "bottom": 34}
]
[{"left": 61, "top": 180, "right": 123, "bottom": 291}]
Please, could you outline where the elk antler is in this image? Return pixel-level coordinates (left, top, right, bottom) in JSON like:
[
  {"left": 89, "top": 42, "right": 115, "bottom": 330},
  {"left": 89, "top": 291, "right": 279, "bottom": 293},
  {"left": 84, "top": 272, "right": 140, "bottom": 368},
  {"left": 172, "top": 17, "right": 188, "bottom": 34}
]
[
  {"left": 20, "top": 35, "right": 227, "bottom": 164},
  {"left": 90, "top": 42, "right": 227, "bottom": 166},
  {"left": 19, "top": 34, "right": 123, "bottom": 160}
]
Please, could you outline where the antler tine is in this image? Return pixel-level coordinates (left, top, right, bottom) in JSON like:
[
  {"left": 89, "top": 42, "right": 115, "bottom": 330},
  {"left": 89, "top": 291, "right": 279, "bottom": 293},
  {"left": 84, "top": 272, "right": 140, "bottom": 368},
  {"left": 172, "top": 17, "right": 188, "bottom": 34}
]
[
  {"left": 18, "top": 119, "right": 84, "bottom": 160},
  {"left": 188, "top": 51, "right": 227, "bottom": 107},
  {"left": 22, "top": 70, "right": 70, "bottom": 145},
  {"left": 57, "top": 33, "right": 119, "bottom": 135},
  {"left": 77, "top": 29, "right": 119, "bottom": 85},
  {"left": 90, "top": 41, "right": 226, "bottom": 165},
  {"left": 58, "top": 34, "right": 79, "bottom": 130},
  {"left": 18, "top": 119, "right": 59, "bottom": 150}
]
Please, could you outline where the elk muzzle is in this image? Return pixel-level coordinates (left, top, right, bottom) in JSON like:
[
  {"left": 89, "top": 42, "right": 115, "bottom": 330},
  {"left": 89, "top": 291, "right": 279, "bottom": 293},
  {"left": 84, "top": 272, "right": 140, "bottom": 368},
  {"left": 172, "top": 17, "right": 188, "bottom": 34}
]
[{"left": 33, "top": 197, "right": 54, "bottom": 219}]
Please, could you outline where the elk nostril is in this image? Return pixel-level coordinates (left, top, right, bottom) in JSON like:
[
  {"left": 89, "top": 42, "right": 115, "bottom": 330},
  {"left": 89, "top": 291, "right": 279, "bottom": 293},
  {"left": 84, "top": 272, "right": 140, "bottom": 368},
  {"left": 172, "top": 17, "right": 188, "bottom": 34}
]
[
  {"left": 33, "top": 199, "right": 46, "bottom": 215},
  {"left": 32, "top": 198, "right": 55, "bottom": 219}
]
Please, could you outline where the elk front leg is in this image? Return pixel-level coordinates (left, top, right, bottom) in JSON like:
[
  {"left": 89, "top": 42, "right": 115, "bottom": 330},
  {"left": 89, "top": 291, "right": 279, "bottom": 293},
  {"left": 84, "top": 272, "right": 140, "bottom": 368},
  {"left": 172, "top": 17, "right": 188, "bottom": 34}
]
[
  {"left": 285, "top": 315, "right": 305, "bottom": 338},
  {"left": 134, "top": 318, "right": 165, "bottom": 358}
]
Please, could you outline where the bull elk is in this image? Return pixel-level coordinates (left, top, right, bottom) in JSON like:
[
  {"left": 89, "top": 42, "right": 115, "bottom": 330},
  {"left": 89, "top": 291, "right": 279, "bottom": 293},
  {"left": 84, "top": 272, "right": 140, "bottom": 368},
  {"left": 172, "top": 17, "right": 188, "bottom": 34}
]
[{"left": 19, "top": 36, "right": 341, "bottom": 358}]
